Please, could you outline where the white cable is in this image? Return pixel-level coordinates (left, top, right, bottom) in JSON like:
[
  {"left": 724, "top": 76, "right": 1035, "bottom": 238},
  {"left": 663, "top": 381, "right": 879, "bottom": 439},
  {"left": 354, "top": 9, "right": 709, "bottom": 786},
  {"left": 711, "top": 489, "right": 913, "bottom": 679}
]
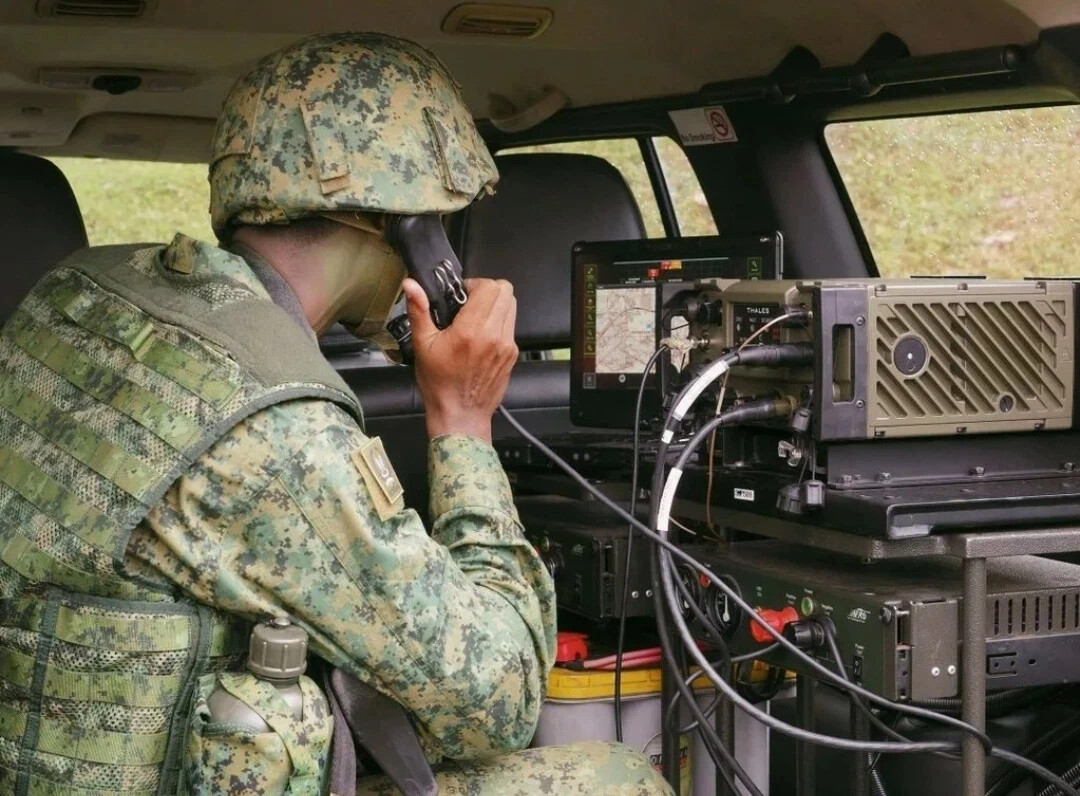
[
  {"left": 640, "top": 731, "right": 663, "bottom": 755},
  {"left": 656, "top": 467, "right": 683, "bottom": 532},
  {"left": 672, "top": 310, "right": 807, "bottom": 427},
  {"left": 671, "top": 358, "right": 730, "bottom": 422}
]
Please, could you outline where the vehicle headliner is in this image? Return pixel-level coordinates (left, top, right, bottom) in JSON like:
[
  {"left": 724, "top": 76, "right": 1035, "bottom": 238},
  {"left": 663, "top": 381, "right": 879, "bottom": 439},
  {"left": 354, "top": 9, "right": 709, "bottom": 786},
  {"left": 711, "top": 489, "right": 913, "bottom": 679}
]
[{"left": 0, "top": 0, "right": 1077, "bottom": 161}]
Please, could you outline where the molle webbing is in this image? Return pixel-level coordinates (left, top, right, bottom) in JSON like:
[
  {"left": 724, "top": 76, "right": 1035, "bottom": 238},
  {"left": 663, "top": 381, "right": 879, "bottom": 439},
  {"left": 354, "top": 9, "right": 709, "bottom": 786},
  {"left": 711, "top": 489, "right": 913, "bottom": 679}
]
[
  {"left": 44, "top": 282, "right": 240, "bottom": 409},
  {"left": 3, "top": 312, "right": 203, "bottom": 451},
  {"left": 0, "top": 239, "right": 364, "bottom": 795},
  {"left": 0, "top": 260, "right": 360, "bottom": 594},
  {"left": 0, "top": 589, "right": 247, "bottom": 795},
  {"left": 0, "top": 372, "right": 161, "bottom": 499},
  {"left": 0, "top": 265, "right": 255, "bottom": 596}
]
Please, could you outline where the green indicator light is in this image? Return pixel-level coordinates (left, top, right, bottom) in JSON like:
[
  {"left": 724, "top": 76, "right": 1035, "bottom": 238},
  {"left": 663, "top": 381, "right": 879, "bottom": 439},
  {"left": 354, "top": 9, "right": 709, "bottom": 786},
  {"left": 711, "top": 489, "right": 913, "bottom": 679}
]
[{"left": 800, "top": 596, "right": 815, "bottom": 616}]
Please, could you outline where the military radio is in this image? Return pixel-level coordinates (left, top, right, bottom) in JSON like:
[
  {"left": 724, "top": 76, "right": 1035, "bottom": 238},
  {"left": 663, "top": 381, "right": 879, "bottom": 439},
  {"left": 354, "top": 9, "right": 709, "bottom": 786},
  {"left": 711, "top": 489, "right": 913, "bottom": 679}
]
[
  {"left": 676, "top": 278, "right": 1080, "bottom": 538},
  {"left": 701, "top": 278, "right": 1077, "bottom": 440},
  {"left": 384, "top": 213, "right": 470, "bottom": 363}
]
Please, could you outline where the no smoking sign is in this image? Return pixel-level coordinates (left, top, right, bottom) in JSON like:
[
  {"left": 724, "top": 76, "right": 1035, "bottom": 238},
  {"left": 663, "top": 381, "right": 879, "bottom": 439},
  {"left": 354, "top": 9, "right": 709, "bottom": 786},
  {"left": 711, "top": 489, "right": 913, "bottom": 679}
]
[
  {"left": 707, "top": 109, "right": 731, "bottom": 138},
  {"left": 669, "top": 105, "right": 739, "bottom": 146}
]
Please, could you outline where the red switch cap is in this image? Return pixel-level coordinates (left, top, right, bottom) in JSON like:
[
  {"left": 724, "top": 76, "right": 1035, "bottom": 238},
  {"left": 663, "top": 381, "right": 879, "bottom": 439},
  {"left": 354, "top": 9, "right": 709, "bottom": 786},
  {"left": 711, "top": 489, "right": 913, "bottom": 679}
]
[
  {"left": 555, "top": 631, "right": 589, "bottom": 663},
  {"left": 750, "top": 606, "right": 799, "bottom": 644}
]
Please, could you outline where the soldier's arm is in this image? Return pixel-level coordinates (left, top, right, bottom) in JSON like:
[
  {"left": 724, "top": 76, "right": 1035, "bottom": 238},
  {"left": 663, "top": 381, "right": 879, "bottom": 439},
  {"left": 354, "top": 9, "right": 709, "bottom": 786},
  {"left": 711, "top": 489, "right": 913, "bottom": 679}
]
[{"left": 126, "top": 398, "right": 556, "bottom": 761}]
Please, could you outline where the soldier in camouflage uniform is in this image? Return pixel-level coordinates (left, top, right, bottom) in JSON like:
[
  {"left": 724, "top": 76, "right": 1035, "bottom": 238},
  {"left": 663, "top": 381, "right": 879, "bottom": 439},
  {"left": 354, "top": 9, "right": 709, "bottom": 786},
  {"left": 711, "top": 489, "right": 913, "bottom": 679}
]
[{"left": 0, "top": 31, "right": 672, "bottom": 795}]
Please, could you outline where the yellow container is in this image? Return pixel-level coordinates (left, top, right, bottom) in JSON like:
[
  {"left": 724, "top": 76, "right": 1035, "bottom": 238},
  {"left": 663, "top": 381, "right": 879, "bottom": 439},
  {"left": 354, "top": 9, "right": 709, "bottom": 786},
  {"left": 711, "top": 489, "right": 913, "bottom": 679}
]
[
  {"left": 533, "top": 666, "right": 713, "bottom": 796},
  {"left": 547, "top": 666, "right": 714, "bottom": 700}
]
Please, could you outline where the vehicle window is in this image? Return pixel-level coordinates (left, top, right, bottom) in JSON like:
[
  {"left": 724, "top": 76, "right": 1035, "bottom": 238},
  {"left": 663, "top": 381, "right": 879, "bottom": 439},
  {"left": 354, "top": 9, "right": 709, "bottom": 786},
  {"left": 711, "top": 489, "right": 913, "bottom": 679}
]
[
  {"left": 825, "top": 106, "right": 1080, "bottom": 278},
  {"left": 501, "top": 138, "right": 665, "bottom": 237},
  {"left": 49, "top": 157, "right": 214, "bottom": 245},
  {"left": 652, "top": 136, "right": 718, "bottom": 236}
]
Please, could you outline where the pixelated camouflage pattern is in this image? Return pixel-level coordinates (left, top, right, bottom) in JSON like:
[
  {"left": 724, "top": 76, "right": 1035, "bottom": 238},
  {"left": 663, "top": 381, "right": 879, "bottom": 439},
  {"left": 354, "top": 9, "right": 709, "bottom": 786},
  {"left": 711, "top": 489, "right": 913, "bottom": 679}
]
[
  {"left": 184, "top": 673, "right": 332, "bottom": 795},
  {"left": 127, "top": 399, "right": 559, "bottom": 764},
  {"left": 209, "top": 32, "right": 499, "bottom": 237},
  {"left": 0, "top": 235, "right": 359, "bottom": 593},
  {"left": 354, "top": 740, "right": 674, "bottom": 795},
  {"left": 0, "top": 236, "right": 361, "bottom": 793},
  {"left": 145, "top": 234, "right": 274, "bottom": 306},
  {"left": 0, "top": 587, "right": 248, "bottom": 795},
  {"left": 0, "top": 232, "right": 637, "bottom": 793}
]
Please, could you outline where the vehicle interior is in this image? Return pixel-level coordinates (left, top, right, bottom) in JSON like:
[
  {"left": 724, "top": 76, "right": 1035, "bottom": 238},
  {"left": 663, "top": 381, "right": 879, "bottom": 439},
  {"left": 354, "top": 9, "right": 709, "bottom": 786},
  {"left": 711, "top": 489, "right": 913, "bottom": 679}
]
[{"left": 2, "top": 1, "right": 1080, "bottom": 795}]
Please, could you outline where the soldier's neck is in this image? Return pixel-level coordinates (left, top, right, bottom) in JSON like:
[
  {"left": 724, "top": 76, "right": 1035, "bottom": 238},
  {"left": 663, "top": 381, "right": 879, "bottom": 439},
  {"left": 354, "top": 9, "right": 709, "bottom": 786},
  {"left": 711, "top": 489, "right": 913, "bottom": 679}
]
[
  {"left": 228, "top": 241, "right": 317, "bottom": 341},
  {"left": 229, "top": 226, "right": 359, "bottom": 337}
]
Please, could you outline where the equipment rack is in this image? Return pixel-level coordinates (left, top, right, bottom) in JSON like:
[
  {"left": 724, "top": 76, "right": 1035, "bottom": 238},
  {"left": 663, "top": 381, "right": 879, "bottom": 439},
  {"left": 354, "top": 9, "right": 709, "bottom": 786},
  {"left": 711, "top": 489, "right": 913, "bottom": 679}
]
[{"left": 667, "top": 501, "right": 1080, "bottom": 796}]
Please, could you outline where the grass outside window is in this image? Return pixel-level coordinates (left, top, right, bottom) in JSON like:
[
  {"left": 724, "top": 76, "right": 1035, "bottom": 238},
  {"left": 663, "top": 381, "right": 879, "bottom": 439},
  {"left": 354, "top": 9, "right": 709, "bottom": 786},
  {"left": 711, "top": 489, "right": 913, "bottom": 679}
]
[{"left": 826, "top": 105, "right": 1080, "bottom": 279}]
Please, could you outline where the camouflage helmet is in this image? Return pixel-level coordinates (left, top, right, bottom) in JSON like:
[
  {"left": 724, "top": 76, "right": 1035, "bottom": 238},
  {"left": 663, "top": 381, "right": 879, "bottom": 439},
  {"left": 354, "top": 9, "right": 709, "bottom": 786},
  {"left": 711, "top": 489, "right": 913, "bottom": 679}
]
[{"left": 209, "top": 32, "right": 498, "bottom": 238}]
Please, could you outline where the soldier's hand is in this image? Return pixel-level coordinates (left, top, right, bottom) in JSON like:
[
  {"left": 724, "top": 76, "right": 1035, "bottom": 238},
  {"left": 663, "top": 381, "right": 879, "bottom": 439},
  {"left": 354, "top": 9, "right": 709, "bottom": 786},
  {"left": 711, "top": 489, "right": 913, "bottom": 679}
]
[{"left": 402, "top": 276, "right": 518, "bottom": 442}]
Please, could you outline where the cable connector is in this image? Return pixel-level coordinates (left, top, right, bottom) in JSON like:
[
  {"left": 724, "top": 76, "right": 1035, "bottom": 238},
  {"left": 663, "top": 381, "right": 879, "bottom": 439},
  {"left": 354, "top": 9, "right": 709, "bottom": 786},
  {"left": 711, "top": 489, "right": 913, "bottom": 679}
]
[
  {"left": 722, "top": 395, "right": 799, "bottom": 425},
  {"left": 733, "top": 342, "right": 814, "bottom": 368},
  {"left": 784, "top": 620, "right": 826, "bottom": 650},
  {"left": 781, "top": 305, "right": 813, "bottom": 324},
  {"left": 660, "top": 335, "right": 709, "bottom": 352}
]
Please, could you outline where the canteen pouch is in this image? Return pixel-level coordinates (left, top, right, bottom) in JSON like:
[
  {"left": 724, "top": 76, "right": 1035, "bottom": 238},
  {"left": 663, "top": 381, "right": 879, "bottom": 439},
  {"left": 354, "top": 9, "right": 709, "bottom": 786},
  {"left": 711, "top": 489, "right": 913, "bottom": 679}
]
[{"left": 182, "top": 673, "right": 333, "bottom": 795}]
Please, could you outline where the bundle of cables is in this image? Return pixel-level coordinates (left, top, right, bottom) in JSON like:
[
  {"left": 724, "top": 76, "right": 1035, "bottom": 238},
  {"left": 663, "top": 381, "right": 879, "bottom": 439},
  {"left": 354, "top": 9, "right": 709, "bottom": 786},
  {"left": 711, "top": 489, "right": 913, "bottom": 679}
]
[{"left": 495, "top": 320, "right": 1080, "bottom": 796}]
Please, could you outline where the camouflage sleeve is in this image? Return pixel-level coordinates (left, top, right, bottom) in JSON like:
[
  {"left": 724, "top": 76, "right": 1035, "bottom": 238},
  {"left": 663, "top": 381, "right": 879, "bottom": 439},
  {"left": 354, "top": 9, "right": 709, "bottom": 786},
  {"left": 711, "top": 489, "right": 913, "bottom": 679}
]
[
  {"left": 125, "top": 399, "right": 557, "bottom": 761},
  {"left": 427, "top": 433, "right": 557, "bottom": 652}
]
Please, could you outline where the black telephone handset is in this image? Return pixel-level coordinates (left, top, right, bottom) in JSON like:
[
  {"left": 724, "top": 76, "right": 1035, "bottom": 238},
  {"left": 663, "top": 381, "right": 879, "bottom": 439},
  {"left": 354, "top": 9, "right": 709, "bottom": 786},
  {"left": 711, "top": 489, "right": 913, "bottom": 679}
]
[{"left": 384, "top": 214, "right": 468, "bottom": 364}]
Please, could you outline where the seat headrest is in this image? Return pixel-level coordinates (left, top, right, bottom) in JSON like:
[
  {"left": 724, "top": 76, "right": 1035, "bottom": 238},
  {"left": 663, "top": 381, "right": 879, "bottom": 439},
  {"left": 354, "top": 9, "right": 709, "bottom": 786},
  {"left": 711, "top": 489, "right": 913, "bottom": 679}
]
[
  {"left": 0, "top": 153, "right": 87, "bottom": 323},
  {"left": 450, "top": 152, "right": 645, "bottom": 350}
]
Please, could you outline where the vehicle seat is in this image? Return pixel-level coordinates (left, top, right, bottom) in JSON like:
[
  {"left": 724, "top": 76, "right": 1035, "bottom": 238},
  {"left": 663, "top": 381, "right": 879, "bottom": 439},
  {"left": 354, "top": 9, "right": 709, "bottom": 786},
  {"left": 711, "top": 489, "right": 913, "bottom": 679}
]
[
  {"left": 0, "top": 152, "right": 88, "bottom": 323},
  {"left": 349, "top": 152, "right": 646, "bottom": 514},
  {"left": 451, "top": 153, "right": 646, "bottom": 351},
  {"left": 450, "top": 152, "right": 646, "bottom": 441}
]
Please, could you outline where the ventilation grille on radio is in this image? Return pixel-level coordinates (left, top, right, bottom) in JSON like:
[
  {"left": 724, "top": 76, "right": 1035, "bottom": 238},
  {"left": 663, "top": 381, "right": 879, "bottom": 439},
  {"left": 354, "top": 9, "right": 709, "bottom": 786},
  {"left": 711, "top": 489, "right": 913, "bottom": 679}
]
[
  {"left": 873, "top": 296, "right": 1072, "bottom": 431},
  {"left": 989, "top": 590, "right": 1080, "bottom": 638},
  {"left": 442, "top": 3, "right": 553, "bottom": 38},
  {"left": 37, "top": 0, "right": 149, "bottom": 19}
]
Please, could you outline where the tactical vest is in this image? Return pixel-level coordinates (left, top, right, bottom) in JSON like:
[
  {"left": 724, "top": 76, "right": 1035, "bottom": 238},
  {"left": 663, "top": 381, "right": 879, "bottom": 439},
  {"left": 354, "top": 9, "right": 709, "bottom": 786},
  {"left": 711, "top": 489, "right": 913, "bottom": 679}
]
[{"left": 0, "top": 236, "right": 364, "bottom": 795}]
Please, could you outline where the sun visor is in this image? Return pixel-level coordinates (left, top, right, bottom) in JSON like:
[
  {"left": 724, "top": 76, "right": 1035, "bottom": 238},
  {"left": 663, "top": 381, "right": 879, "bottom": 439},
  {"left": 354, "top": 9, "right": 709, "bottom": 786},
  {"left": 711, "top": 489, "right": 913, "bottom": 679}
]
[
  {"left": 0, "top": 93, "right": 83, "bottom": 148},
  {"left": 22, "top": 112, "right": 215, "bottom": 163}
]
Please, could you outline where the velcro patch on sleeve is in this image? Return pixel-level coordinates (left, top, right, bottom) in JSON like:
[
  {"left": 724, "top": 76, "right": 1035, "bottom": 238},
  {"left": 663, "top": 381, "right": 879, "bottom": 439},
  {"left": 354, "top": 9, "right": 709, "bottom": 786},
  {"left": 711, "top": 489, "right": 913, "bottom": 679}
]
[{"left": 350, "top": 437, "right": 404, "bottom": 521}]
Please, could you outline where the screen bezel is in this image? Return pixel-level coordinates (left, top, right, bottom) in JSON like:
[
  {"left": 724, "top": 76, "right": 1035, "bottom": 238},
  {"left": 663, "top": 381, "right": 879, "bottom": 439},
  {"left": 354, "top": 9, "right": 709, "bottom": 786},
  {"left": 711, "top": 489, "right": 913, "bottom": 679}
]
[{"left": 570, "top": 233, "right": 784, "bottom": 430}]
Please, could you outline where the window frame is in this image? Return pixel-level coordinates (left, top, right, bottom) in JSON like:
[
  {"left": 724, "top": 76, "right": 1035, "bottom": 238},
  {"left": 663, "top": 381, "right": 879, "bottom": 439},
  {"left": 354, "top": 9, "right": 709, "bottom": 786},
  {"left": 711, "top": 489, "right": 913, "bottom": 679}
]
[
  {"left": 478, "top": 56, "right": 1076, "bottom": 283},
  {"left": 494, "top": 133, "right": 714, "bottom": 240},
  {"left": 638, "top": 136, "right": 681, "bottom": 237}
]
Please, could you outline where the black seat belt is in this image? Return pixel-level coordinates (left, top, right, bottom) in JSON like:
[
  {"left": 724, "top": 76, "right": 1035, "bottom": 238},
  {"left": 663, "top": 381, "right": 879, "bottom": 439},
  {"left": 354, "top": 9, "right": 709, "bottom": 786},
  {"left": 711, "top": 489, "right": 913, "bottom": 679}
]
[{"left": 322, "top": 667, "right": 439, "bottom": 796}]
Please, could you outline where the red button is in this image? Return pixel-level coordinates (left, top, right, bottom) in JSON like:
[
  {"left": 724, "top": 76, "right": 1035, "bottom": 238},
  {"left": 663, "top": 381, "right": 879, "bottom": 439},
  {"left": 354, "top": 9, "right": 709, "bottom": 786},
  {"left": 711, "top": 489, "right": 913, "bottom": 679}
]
[
  {"left": 555, "top": 631, "right": 589, "bottom": 663},
  {"left": 749, "top": 606, "right": 799, "bottom": 644}
]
